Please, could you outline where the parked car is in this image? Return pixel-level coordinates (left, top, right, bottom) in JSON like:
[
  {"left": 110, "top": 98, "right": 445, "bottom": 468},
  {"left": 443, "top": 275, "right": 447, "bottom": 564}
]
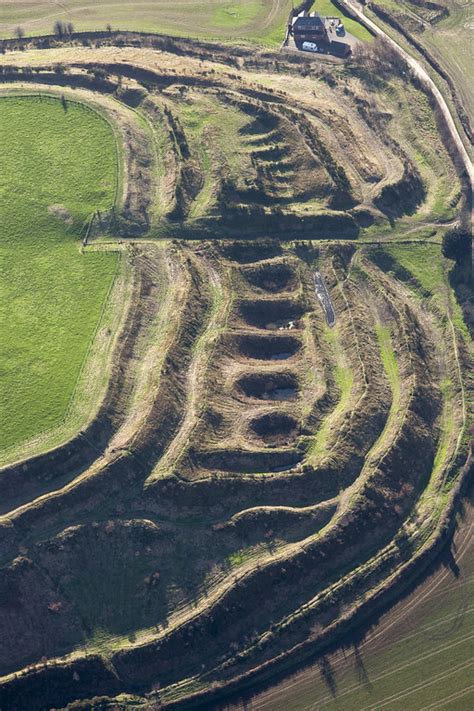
[
  {"left": 330, "top": 40, "right": 351, "bottom": 57},
  {"left": 336, "top": 23, "right": 345, "bottom": 36},
  {"left": 302, "top": 41, "right": 319, "bottom": 53}
]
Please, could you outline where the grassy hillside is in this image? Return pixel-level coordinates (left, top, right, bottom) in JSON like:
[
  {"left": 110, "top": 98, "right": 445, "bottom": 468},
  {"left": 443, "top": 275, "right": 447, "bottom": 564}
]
[
  {"left": 422, "top": 0, "right": 474, "bottom": 121},
  {"left": 0, "top": 0, "right": 292, "bottom": 46},
  {"left": 0, "top": 95, "right": 118, "bottom": 457},
  {"left": 313, "top": 0, "right": 373, "bottom": 41},
  {"left": 369, "top": 0, "right": 474, "bottom": 142}
]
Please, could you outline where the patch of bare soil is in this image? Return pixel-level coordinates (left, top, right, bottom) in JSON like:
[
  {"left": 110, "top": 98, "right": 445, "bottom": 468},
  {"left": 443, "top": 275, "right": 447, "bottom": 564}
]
[
  {"left": 235, "top": 371, "right": 299, "bottom": 401},
  {"left": 249, "top": 411, "right": 299, "bottom": 445},
  {"left": 234, "top": 333, "right": 302, "bottom": 361},
  {"left": 47, "top": 204, "right": 73, "bottom": 225}
]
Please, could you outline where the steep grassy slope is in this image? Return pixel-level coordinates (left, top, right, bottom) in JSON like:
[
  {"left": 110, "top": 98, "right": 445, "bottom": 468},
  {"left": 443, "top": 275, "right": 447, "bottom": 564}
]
[{"left": 0, "top": 95, "right": 119, "bottom": 460}]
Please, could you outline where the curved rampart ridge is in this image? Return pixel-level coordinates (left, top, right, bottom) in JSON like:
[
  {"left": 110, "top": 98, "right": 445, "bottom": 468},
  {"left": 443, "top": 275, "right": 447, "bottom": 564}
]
[
  {"left": 0, "top": 236, "right": 470, "bottom": 710},
  {"left": 0, "top": 34, "right": 471, "bottom": 709}
]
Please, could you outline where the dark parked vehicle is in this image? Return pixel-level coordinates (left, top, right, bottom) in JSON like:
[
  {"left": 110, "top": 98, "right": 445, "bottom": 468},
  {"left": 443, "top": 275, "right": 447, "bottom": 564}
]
[{"left": 330, "top": 40, "right": 351, "bottom": 57}]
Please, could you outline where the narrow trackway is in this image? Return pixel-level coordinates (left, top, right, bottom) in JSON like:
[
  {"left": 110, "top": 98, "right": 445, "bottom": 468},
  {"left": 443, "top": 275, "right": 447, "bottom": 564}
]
[
  {"left": 314, "top": 271, "right": 336, "bottom": 327},
  {"left": 344, "top": 0, "right": 474, "bottom": 189}
]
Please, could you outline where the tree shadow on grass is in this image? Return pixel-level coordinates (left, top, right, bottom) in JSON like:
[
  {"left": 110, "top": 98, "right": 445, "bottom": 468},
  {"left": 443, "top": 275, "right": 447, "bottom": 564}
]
[
  {"left": 354, "top": 644, "right": 372, "bottom": 691},
  {"left": 212, "top": 483, "right": 474, "bottom": 710},
  {"left": 318, "top": 655, "right": 337, "bottom": 697}
]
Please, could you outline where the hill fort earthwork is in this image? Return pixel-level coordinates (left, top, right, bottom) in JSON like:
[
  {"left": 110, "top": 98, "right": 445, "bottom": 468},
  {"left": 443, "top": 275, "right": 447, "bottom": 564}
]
[{"left": 0, "top": 0, "right": 472, "bottom": 709}]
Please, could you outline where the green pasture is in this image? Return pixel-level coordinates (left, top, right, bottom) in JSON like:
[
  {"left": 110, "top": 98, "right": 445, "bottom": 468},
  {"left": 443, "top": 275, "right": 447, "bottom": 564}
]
[
  {"left": 0, "top": 95, "right": 118, "bottom": 457},
  {"left": 312, "top": 0, "right": 373, "bottom": 41},
  {"left": 0, "top": 0, "right": 291, "bottom": 46},
  {"left": 0, "top": 0, "right": 372, "bottom": 46},
  {"left": 423, "top": 1, "right": 474, "bottom": 122}
]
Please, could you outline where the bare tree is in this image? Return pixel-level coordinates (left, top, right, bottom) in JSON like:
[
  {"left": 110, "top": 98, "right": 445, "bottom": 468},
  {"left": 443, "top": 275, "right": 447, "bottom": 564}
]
[
  {"left": 66, "top": 22, "right": 74, "bottom": 36},
  {"left": 106, "top": 23, "right": 112, "bottom": 34},
  {"left": 14, "top": 26, "right": 25, "bottom": 39},
  {"left": 352, "top": 37, "right": 408, "bottom": 78},
  {"left": 53, "top": 20, "right": 66, "bottom": 38}
]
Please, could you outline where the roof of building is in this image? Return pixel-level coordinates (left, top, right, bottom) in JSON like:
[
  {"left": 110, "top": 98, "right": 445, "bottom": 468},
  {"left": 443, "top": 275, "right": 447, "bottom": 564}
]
[{"left": 293, "top": 13, "right": 326, "bottom": 29}]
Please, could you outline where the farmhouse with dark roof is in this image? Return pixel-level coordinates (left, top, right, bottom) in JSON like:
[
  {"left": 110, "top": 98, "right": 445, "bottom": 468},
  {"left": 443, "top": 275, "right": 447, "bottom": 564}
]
[{"left": 291, "top": 12, "right": 329, "bottom": 44}]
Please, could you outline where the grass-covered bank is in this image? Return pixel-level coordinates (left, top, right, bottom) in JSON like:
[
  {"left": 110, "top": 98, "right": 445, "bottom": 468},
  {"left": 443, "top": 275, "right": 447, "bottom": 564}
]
[
  {"left": 0, "top": 95, "right": 118, "bottom": 458},
  {"left": 314, "top": 0, "right": 373, "bottom": 41}
]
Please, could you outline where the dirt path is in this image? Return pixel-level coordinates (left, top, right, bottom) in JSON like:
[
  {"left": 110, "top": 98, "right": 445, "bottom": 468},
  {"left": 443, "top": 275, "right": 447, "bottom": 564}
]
[{"left": 344, "top": 0, "right": 474, "bottom": 189}]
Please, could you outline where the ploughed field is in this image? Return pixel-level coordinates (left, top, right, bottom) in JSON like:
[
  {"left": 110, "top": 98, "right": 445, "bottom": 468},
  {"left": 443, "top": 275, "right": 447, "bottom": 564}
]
[
  {"left": 233, "top": 491, "right": 474, "bottom": 710},
  {"left": 0, "top": 38, "right": 472, "bottom": 711}
]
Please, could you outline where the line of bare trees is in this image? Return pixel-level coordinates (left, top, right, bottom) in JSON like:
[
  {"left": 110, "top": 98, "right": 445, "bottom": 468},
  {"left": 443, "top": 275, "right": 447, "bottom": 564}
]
[
  {"left": 13, "top": 20, "right": 75, "bottom": 41},
  {"left": 351, "top": 36, "right": 408, "bottom": 78},
  {"left": 12, "top": 19, "right": 116, "bottom": 42},
  {"left": 53, "top": 20, "right": 74, "bottom": 38}
]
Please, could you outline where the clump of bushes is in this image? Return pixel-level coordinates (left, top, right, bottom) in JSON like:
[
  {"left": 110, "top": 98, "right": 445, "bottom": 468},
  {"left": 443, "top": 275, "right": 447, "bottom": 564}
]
[
  {"left": 53, "top": 20, "right": 74, "bottom": 38},
  {"left": 352, "top": 37, "right": 409, "bottom": 78},
  {"left": 442, "top": 226, "right": 471, "bottom": 264}
]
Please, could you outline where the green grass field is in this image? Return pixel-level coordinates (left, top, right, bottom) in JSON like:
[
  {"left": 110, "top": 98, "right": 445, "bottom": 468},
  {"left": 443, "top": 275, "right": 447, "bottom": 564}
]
[
  {"left": 312, "top": 0, "right": 373, "bottom": 41},
  {"left": 0, "top": 95, "right": 118, "bottom": 457},
  {"left": 423, "top": 1, "right": 474, "bottom": 123},
  {"left": 0, "top": 0, "right": 373, "bottom": 46},
  {"left": 0, "top": 0, "right": 292, "bottom": 46}
]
